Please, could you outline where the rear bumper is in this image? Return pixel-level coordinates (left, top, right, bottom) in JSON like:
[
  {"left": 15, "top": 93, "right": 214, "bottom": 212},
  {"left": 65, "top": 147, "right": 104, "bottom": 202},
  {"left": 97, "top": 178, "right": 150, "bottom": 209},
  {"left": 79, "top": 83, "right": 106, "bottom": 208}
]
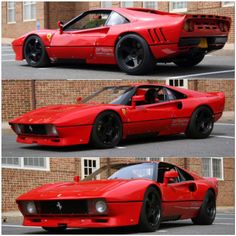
[
  {"left": 22, "top": 202, "right": 142, "bottom": 228},
  {"left": 15, "top": 125, "right": 92, "bottom": 146}
]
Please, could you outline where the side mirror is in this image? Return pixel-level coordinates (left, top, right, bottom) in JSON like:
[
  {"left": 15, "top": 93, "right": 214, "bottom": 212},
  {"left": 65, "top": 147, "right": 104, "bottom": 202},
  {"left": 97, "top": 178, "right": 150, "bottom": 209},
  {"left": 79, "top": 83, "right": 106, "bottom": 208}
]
[
  {"left": 76, "top": 96, "right": 82, "bottom": 103},
  {"left": 131, "top": 95, "right": 145, "bottom": 108},
  {"left": 57, "top": 21, "right": 63, "bottom": 34},
  {"left": 164, "top": 171, "right": 179, "bottom": 185},
  {"left": 74, "top": 176, "right": 80, "bottom": 182}
]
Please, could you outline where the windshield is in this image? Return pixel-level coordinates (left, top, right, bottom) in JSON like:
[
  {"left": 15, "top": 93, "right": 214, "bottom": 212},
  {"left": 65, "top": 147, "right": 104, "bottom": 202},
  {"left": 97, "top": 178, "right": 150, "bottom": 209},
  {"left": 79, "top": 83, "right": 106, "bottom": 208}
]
[
  {"left": 83, "top": 163, "right": 156, "bottom": 181},
  {"left": 81, "top": 86, "right": 134, "bottom": 105}
]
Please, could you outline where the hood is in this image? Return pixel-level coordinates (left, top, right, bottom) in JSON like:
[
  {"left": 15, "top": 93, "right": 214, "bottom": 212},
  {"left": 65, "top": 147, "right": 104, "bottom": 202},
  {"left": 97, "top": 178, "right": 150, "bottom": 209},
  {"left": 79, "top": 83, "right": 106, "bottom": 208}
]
[
  {"left": 9, "top": 103, "right": 121, "bottom": 126},
  {"left": 16, "top": 179, "right": 153, "bottom": 202}
]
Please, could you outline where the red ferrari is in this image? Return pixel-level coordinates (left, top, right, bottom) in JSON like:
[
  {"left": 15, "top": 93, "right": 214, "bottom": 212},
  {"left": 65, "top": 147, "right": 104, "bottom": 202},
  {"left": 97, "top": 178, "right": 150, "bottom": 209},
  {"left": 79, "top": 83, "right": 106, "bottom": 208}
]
[
  {"left": 12, "top": 8, "right": 231, "bottom": 74},
  {"left": 9, "top": 84, "right": 225, "bottom": 148},
  {"left": 16, "top": 161, "right": 218, "bottom": 232}
]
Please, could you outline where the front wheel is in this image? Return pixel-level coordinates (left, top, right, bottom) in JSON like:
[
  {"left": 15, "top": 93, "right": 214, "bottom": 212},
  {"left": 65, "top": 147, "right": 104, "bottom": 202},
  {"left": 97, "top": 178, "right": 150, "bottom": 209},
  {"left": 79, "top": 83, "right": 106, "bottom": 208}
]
[
  {"left": 173, "top": 53, "right": 205, "bottom": 67},
  {"left": 91, "top": 111, "right": 122, "bottom": 148},
  {"left": 115, "top": 34, "right": 155, "bottom": 75},
  {"left": 138, "top": 187, "right": 162, "bottom": 232},
  {"left": 42, "top": 226, "right": 67, "bottom": 233},
  {"left": 24, "top": 35, "right": 50, "bottom": 67},
  {"left": 186, "top": 106, "right": 214, "bottom": 139},
  {"left": 191, "top": 190, "right": 216, "bottom": 225}
]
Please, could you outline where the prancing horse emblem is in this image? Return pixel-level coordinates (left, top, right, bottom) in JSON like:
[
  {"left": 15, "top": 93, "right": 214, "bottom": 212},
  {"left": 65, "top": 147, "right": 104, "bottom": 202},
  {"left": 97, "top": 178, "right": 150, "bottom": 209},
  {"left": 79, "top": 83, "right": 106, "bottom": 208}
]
[{"left": 56, "top": 202, "right": 62, "bottom": 211}]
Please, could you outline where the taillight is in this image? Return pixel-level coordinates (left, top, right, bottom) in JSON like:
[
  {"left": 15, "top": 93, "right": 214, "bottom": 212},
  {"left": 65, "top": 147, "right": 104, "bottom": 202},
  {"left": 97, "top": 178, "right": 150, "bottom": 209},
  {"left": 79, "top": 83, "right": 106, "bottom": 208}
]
[
  {"left": 219, "top": 22, "right": 229, "bottom": 32},
  {"left": 184, "top": 20, "right": 194, "bottom": 32}
]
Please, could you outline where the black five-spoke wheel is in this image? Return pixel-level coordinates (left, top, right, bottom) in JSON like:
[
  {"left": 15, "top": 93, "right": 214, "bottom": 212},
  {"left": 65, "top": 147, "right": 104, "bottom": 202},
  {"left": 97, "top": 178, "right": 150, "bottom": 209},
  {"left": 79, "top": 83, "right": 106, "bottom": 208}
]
[
  {"left": 24, "top": 35, "right": 50, "bottom": 67},
  {"left": 186, "top": 106, "right": 214, "bottom": 139},
  {"left": 91, "top": 111, "right": 122, "bottom": 148},
  {"left": 139, "top": 187, "right": 162, "bottom": 232},
  {"left": 115, "top": 34, "right": 155, "bottom": 75}
]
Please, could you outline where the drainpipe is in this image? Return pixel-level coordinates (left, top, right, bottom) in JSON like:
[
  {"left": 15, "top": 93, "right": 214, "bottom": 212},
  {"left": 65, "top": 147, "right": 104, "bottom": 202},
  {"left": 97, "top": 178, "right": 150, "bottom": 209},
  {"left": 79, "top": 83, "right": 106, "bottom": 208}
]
[{"left": 31, "top": 80, "right": 36, "bottom": 110}]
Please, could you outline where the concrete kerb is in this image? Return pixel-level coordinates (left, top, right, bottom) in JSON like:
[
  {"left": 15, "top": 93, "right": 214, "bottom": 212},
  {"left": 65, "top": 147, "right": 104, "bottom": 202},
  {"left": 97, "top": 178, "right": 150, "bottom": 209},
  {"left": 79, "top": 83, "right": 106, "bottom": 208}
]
[{"left": 2, "top": 207, "right": 235, "bottom": 224}]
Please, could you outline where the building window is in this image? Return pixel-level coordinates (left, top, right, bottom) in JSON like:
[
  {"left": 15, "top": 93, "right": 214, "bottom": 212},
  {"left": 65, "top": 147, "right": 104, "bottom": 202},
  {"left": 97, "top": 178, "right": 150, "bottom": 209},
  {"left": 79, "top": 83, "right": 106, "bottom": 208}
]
[
  {"left": 2, "top": 157, "right": 50, "bottom": 171},
  {"left": 222, "top": 1, "right": 234, "bottom": 7},
  {"left": 166, "top": 79, "right": 188, "bottom": 89},
  {"left": 143, "top": 1, "right": 158, "bottom": 9},
  {"left": 121, "top": 1, "right": 134, "bottom": 7},
  {"left": 7, "top": 2, "right": 16, "bottom": 23},
  {"left": 81, "top": 158, "right": 100, "bottom": 179},
  {"left": 101, "top": 1, "right": 113, "bottom": 8},
  {"left": 23, "top": 1, "right": 36, "bottom": 21},
  {"left": 202, "top": 158, "right": 224, "bottom": 180},
  {"left": 169, "top": 2, "right": 187, "bottom": 12}
]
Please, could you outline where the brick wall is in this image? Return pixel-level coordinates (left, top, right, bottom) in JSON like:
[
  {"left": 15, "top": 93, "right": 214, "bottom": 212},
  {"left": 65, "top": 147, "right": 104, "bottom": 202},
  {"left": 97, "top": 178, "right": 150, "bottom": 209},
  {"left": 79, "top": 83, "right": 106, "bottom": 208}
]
[
  {"left": 2, "top": 157, "right": 234, "bottom": 212},
  {"left": 2, "top": 79, "right": 234, "bottom": 121}
]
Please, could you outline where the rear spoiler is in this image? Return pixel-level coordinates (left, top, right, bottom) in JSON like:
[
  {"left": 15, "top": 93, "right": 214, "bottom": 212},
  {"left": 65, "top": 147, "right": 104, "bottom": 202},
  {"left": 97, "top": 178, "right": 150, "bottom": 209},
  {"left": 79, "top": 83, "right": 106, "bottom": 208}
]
[{"left": 206, "top": 92, "right": 225, "bottom": 98}]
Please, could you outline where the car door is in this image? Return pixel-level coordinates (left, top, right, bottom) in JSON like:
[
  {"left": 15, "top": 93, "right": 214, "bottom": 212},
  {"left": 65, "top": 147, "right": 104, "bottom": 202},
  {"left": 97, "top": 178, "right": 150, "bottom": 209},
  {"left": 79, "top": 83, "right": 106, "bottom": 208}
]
[
  {"left": 124, "top": 87, "right": 183, "bottom": 135},
  {"left": 159, "top": 165, "right": 200, "bottom": 219},
  {"left": 49, "top": 10, "right": 112, "bottom": 60}
]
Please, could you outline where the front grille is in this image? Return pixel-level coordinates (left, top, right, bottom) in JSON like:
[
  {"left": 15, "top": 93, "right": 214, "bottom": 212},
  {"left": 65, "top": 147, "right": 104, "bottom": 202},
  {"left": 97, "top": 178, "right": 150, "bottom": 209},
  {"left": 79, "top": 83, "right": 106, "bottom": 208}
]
[
  {"left": 36, "top": 200, "right": 88, "bottom": 215},
  {"left": 19, "top": 124, "right": 48, "bottom": 135}
]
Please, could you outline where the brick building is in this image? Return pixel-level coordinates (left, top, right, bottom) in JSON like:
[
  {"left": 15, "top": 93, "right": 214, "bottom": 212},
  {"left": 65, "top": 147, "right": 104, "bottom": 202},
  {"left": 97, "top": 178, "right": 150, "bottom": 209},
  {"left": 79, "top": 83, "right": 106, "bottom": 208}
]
[
  {"left": 2, "top": 157, "right": 234, "bottom": 212},
  {"left": 2, "top": 1, "right": 235, "bottom": 44},
  {"left": 2, "top": 78, "right": 234, "bottom": 121}
]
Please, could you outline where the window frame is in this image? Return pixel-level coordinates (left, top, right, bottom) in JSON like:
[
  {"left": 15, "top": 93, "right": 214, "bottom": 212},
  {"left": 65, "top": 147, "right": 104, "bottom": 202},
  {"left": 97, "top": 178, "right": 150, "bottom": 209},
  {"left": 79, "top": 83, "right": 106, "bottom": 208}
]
[
  {"left": 169, "top": 2, "right": 187, "bottom": 13},
  {"left": 2, "top": 157, "right": 50, "bottom": 171},
  {"left": 202, "top": 157, "right": 224, "bottom": 180},
  {"left": 81, "top": 157, "right": 100, "bottom": 179},
  {"left": 7, "top": 1, "right": 16, "bottom": 24},
  {"left": 222, "top": 1, "right": 234, "bottom": 7},
  {"left": 121, "top": 1, "right": 134, "bottom": 8},
  {"left": 23, "top": 1, "right": 36, "bottom": 22},
  {"left": 143, "top": 1, "right": 158, "bottom": 9}
]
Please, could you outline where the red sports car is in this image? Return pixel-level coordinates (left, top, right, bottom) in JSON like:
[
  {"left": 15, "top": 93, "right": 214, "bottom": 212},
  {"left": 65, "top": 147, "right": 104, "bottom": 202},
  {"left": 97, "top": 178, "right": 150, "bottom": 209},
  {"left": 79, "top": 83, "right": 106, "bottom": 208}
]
[
  {"left": 16, "top": 161, "right": 218, "bottom": 232},
  {"left": 9, "top": 83, "right": 225, "bottom": 148},
  {"left": 12, "top": 8, "right": 231, "bottom": 74}
]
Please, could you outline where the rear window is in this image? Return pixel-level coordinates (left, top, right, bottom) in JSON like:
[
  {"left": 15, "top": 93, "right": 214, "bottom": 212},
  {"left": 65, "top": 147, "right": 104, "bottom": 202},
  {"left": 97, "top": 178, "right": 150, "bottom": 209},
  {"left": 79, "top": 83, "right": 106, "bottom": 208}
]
[{"left": 106, "top": 11, "right": 129, "bottom": 26}]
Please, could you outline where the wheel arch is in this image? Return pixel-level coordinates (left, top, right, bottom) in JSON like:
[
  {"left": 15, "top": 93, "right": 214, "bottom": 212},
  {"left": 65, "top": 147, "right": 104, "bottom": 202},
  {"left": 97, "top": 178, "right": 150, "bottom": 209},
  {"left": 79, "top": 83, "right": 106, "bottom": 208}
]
[
  {"left": 190, "top": 104, "right": 214, "bottom": 119},
  {"left": 92, "top": 109, "right": 124, "bottom": 124},
  {"left": 146, "top": 184, "right": 163, "bottom": 201},
  {"left": 207, "top": 188, "right": 216, "bottom": 197}
]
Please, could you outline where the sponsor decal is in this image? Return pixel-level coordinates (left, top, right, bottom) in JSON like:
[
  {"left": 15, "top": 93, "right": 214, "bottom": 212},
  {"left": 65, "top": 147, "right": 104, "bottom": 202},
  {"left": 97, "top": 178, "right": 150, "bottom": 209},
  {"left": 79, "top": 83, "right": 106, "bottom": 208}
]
[
  {"left": 95, "top": 47, "right": 113, "bottom": 56},
  {"left": 171, "top": 118, "right": 189, "bottom": 126},
  {"left": 47, "top": 33, "right": 52, "bottom": 41}
]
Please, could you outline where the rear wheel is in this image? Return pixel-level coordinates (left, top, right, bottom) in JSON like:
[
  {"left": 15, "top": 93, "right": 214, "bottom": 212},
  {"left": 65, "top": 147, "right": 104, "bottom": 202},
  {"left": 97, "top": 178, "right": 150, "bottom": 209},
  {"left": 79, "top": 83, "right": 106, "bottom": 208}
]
[
  {"left": 192, "top": 190, "right": 216, "bottom": 225},
  {"left": 115, "top": 34, "right": 155, "bottom": 75},
  {"left": 186, "top": 106, "right": 214, "bottom": 139},
  {"left": 139, "top": 187, "right": 162, "bottom": 232},
  {"left": 24, "top": 35, "right": 50, "bottom": 67},
  {"left": 173, "top": 52, "right": 205, "bottom": 67},
  {"left": 42, "top": 226, "right": 67, "bottom": 233},
  {"left": 91, "top": 111, "right": 122, "bottom": 148}
]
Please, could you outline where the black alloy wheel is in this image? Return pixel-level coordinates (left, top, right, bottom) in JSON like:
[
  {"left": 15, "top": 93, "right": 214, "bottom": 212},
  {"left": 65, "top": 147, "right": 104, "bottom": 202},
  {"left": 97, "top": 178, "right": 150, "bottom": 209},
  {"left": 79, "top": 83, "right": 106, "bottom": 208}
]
[
  {"left": 24, "top": 35, "right": 50, "bottom": 67},
  {"left": 91, "top": 111, "right": 122, "bottom": 148}
]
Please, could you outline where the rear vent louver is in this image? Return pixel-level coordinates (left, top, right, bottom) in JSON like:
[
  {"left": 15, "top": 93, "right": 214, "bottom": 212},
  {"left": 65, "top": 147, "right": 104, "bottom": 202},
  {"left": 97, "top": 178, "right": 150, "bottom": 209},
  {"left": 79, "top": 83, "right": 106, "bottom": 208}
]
[{"left": 148, "top": 28, "right": 167, "bottom": 43}]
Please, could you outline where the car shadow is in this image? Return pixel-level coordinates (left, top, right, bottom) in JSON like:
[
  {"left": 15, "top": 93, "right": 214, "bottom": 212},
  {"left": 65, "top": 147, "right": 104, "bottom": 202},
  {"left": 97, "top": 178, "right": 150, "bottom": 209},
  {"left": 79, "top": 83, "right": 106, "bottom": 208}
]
[
  {"left": 24, "top": 221, "right": 194, "bottom": 234},
  {"left": 20, "top": 62, "right": 234, "bottom": 78},
  {"left": 18, "top": 133, "right": 215, "bottom": 153}
]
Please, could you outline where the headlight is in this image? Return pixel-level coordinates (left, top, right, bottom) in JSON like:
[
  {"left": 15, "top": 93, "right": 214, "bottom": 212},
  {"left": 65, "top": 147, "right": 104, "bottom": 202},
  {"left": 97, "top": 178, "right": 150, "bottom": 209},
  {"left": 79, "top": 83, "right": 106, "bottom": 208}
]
[
  {"left": 11, "top": 124, "right": 22, "bottom": 135},
  {"left": 46, "top": 125, "right": 58, "bottom": 136},
  {"left": 95, "top": 200, "right": 107, "bottom": 213},
  {"left": 19, "top": 201, "right": 37, "bottom": 215}
]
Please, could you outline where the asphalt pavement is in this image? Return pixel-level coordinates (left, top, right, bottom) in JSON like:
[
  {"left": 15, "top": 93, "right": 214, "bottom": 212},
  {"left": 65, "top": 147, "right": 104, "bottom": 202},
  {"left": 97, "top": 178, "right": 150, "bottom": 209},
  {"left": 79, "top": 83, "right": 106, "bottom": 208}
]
[
  {"left": 2, "top": 212, "right": 235, "bottom": 235},
  {"left": 2, "top": 45, "right": 235, "bottom": 80},
  {"left": 2, "top": 121, "right": 234, "bottom": 157}
]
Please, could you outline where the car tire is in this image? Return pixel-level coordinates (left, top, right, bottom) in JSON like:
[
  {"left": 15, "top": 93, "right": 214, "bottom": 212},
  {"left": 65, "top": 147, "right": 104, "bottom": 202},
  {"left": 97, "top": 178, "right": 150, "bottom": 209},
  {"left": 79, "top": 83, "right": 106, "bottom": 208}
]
[
  {"left": 186, "top": 106, "right": 214, "bottom": 139},
  {"left": 138, "top": 187, "right": 162, "bottom": 232},
  {"left": 115, "top": 34, "right": 155, "bottom": 75},
  {"left": 173, "top": 53, "right": 205, "bottom": 67},
  {"left": 91, "top": 111, "right": 122, "bottom": 148},
  {"left": 191, "top": 190, "right": 216, "bottom": 225},
  {"left": 42, "top": 226, "right": 67, "bottom": 233},
  {"left": 24, "top": 35, "right": 50, "bottom": 67}
]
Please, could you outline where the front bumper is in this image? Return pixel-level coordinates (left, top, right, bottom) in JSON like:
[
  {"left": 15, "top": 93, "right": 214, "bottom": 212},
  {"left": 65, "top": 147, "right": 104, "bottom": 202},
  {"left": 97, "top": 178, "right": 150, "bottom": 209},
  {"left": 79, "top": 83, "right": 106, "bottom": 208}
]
[
  {"left": 22, "top": 202, "right": 143, "bottom": 228},
  {"left": 15, "top": 125, "right": 93, "bottom": 146}
]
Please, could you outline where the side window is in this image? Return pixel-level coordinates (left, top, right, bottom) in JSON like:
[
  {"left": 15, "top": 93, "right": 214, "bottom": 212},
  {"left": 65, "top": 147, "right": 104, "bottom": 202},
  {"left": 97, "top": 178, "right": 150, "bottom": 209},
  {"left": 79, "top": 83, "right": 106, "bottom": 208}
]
[
  {"left": 176, "top": 167, "right": 194, "bottom": 182},
  {"left": 65, "top": 11, "right": 111, "bottom": 31},
  {"left": 165, "top": 88, "right": 177, "bottom": 100},
  {"left": 106, "top": 12, "right": 129, "bottom": 26}
]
